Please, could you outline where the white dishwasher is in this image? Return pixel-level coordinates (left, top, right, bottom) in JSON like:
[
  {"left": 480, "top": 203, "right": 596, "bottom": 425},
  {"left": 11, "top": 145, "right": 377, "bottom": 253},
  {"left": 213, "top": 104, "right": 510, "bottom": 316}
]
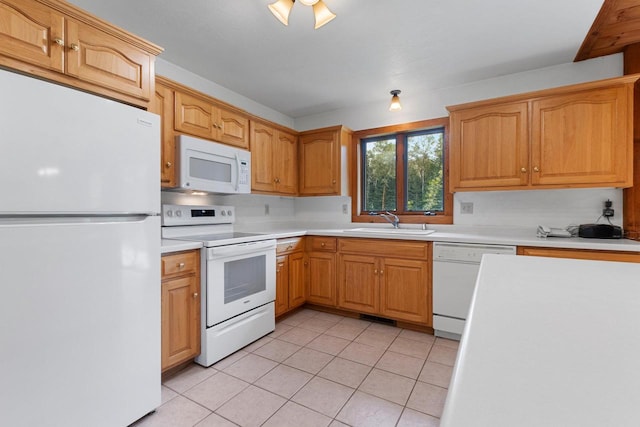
[{"left": 433, "top": 242, "right": 516, "bottom": 340}]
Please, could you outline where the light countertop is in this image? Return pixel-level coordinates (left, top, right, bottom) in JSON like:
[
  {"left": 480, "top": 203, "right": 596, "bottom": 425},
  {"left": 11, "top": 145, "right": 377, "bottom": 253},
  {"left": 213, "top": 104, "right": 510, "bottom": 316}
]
[
  {"left": 161, "top": 225, "right": 640, "bottom": 253},
  {"left": 440, "top": 254, "right": 640, "bottom": 426},
  {"left": 161, "top": 239, "right": 202, "bottom": 254}
]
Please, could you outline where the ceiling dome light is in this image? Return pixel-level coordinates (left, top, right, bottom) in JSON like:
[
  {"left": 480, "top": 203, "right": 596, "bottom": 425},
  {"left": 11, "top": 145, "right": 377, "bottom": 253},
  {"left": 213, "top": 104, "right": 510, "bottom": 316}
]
[
  {"left": 268, "top": 0, "right": 295, "bottom": 26},
  {"left": 389, "top": 90, "right": 402, "bottom": 111}
]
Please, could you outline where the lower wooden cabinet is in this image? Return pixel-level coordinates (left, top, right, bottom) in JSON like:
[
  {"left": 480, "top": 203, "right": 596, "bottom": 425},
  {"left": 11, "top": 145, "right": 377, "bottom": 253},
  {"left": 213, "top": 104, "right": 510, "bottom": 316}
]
[
  {"left": 517, "top": 246, "right": 640, "bottom": 263},
  {"left": 161, "top": 250, "right": 200, "bottom": 371},
  {"left": 306, "top": 237, "right": 338, "bottom": 306},
  {"left": 275, "top": 238, "right": 306, "bottom": 316},
  {"left": 338, "top": 238, "right": 431, "bottom": 325}
]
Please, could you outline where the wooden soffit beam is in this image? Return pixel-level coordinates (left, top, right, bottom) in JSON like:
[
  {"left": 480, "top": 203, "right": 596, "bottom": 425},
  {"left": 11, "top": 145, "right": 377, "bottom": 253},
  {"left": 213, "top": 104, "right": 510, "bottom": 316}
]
[{"left": 575, "top": 0, "right": 640, "bottom": 61}]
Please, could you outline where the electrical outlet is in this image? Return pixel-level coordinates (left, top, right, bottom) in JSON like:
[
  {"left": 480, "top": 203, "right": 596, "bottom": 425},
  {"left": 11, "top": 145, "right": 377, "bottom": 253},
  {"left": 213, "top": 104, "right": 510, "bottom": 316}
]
[
  {"left": 264, "top": 204, "right": 270, "bottom": 215},
  {"left": 603, "top": 199, "right": 614, "bottom": 217},
  {"left": 342, "top": 204, "right": 348, "bottom": 214},
  {"left": 460, "top": 202, "right": 474, "bottom": 214}
]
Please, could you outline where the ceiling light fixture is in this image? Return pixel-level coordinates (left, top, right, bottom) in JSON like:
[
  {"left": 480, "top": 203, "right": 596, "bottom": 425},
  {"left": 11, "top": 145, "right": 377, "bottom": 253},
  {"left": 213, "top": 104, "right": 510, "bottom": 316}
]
[
  {"left": 389, "top": 90, "right": 402, "bottom": 111},
  {"left": 268, "top": 0, "right": 336, "bottom": 29}
]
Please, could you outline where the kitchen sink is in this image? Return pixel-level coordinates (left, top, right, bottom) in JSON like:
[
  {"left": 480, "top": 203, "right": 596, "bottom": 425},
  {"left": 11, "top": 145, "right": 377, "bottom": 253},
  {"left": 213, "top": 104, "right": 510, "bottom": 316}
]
[{"left": 346, "top": 227, "right": 436, "bottom": 235}]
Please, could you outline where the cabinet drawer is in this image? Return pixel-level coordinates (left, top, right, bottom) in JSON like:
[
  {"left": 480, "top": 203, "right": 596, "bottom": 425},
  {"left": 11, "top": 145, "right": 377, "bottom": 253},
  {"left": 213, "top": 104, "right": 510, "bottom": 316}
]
[
  {"left": 277, "top": 237, "right": 304, "bottom": 254},
  {"left": 339, "top": 238, "right": 429, "bottom": 259},
  {"left": 307, "top": 236, "right": 337, "bottom": 252},
  {"left": 162, "top": 251, "right": 199, "bottom": 278}
]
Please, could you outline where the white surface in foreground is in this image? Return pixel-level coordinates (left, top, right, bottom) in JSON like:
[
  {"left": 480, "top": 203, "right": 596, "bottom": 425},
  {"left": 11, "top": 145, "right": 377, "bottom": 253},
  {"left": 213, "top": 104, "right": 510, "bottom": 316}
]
[{"left": 441, "top": 254, "right": 640, "bottom": 427}]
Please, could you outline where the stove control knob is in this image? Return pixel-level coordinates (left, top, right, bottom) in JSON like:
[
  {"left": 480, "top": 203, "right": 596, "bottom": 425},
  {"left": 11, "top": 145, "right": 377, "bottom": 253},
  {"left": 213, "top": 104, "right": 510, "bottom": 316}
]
[
  {"left": 166, "top": 210, "right": 173, "bottom": 217},
  {"left": 221, "top": 210, "right": 226, "bottom": 216},
  {"left": 176, "top": 210, "right": 182, "bottom": 217},
  {"left": 227, "top": 210, "right": 233, "bottom": 216}
]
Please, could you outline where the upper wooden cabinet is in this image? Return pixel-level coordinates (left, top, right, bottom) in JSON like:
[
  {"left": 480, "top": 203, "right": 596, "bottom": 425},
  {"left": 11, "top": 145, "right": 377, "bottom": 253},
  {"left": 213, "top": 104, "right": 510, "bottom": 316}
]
[
  {"left": 448, "top": 75, "right": 637, "bottom": 192},
  {"left": 150, "top": 81, "right": 176, "bottom": 187},
  {"left": 299, "top": 125, "right": 352, "bottom": 196},
  {"left": 175, "top": 91, "right": 249, "bottom": 149},
  {"left": 0, "top": 0, "right": 162, "bottom": 108},
  {"left": 251, "top": 121, "right": 298, "bottom": 195}
]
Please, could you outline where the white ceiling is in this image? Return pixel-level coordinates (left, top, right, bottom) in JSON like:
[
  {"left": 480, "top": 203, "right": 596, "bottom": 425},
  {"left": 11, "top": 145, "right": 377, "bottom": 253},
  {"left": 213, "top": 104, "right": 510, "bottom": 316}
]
[{"left": 68, "top": 0, "right": 604, "bottom": 119}]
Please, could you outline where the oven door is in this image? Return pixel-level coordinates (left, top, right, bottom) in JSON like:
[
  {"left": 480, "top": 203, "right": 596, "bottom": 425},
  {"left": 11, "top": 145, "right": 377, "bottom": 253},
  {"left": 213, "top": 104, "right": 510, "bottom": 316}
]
[{"left": 205, "top": 239, "right": 276, "bottom": 327}]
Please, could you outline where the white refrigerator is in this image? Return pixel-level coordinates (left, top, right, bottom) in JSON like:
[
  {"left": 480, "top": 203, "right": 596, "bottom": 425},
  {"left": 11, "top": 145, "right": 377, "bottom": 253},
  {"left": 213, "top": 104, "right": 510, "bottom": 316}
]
[{"left": 0, "top": 69, "right": 161, "bottom": 426}]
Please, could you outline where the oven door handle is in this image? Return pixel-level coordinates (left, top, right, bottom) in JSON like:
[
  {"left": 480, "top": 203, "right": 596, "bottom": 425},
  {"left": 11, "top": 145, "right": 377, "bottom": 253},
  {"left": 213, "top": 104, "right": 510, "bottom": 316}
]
[{"left": 207, "top": 239, "right": 277, "bottom": 257}]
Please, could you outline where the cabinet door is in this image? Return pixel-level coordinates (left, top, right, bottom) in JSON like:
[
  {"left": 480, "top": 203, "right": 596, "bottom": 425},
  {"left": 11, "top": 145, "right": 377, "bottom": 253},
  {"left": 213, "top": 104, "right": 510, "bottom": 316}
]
[
  {"left": 274, "top": 130, "right": 298, "bottom": 195},
  {"left": 288, "top": 251, "right": 306, "bottom": 309},
  {"left": 174, "top": 91, "right": 215, "bottom": 140},
  {"left": 380, "top": 258, "right": 430, "bottom": 324},
  {"left": 531, "top": 86, "right": 632, "bottom": 187},
  {"left": 216, "top": 106, "right": 249, "bottom": 149},
  {"left": 338, "top": 254, "right": 379, "bottom": 315},
  {"left": 0, "top": 0, "right": 64, "bottom": 72},
  {"left": 299, "top": 130, "right": 339, "bottom": 195},
  {"left": 250, "top": 122, "right": 276, "bottom": 192},
  {"left": 161, "top": 275, "right": 200, "bottom": 371},
  {"left": 275, "top": 255, "right": 289, "bottom": 316},
  {"left": 65, "top": 19, "right": 152, "bottom": 101},
  {"left": 450, "top": 102, "right": 529, "bottom": 189},
  {"left": 306, "top": 252, "right": 336, "bottom": 306},
  {"left": 151, "top": 82, "right": 176, "bottom": 187}
]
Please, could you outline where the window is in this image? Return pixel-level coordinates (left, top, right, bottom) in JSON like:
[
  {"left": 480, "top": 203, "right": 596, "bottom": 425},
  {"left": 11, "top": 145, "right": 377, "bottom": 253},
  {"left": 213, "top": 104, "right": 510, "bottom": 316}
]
[{"left": 352, "top": 118, "right": 452, "bottom": 224}]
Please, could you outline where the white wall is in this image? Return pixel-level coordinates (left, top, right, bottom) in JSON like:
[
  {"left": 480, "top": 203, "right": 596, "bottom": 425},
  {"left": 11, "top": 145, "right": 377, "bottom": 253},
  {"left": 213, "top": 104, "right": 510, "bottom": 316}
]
[
  {"left": 159, "top": 53, "right": 627, "bottom": 230},
  {"left": 453, "top": 188, "right": 623, "bottom": 228},
  {"left": 294, "top": 54, "right": 623, "bottom": 132}
]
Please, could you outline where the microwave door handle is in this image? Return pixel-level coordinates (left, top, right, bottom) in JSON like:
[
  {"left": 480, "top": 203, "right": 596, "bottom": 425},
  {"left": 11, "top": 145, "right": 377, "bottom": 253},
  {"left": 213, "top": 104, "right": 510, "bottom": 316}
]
[{"left": 234, "top": 153, "right": 241, "bottom": 192}]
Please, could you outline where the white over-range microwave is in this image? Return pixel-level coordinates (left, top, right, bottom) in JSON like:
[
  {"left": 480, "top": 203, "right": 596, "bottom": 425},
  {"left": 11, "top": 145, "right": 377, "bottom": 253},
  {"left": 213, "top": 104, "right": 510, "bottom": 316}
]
[{"left": 174, "top": 135, "right": 251, "bottom": 194}]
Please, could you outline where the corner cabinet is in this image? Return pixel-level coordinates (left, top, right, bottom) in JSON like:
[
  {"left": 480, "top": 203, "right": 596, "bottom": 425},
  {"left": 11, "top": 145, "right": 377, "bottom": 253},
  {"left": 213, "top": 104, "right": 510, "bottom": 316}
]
[
  {"left": 448, "top": 75, "right": 637, "bottom": 192},
  {"left": 337, "top": 239, "right": 431, "bottom": 325},
  {"left": 0, "top": 0, "right": 162, "bottom": 108},
  {"left": 161, "top": 250, "right": 201, "bottom": 372},
  {"left": 299, "top": 125, "right": 352, "bottom": 196},
  {"left": 275, "top": 237, "right": 306, "bottom": 316},
  {"left": 251, "top": 121, "right": 298, "bottom": 195}
]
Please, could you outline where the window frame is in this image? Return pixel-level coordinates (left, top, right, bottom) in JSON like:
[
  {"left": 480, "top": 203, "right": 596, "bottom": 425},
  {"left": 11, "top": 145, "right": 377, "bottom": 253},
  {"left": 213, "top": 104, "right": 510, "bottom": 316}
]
[{"left": 350, "top": 117, "right": 453, "bottom": 225}]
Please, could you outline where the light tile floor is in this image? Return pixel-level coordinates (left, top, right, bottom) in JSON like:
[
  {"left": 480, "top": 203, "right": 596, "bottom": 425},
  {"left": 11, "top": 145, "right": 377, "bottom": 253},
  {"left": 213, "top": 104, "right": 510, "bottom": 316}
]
[{"left": 132, "top": 308, "right": 458, "bottom": 427}]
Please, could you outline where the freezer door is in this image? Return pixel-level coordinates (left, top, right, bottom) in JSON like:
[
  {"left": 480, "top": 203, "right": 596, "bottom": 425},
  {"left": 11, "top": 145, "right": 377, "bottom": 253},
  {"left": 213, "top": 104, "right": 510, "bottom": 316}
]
[
  {"left": 0, "top": 216, "right": 160, "bottom": 427},
  {"left": 0, "top": 69, "right": 159, "bottom": 214}
]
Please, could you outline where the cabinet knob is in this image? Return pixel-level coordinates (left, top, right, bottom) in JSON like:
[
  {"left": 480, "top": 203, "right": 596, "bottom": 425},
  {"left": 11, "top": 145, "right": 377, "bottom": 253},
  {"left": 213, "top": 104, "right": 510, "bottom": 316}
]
[
  {"left": 321, "top": 242, "right": 326, "bottom": 247},
  {"left": 193, "top": 292, "right": 199, "bottom": 298},
  {"left": 533, "top": 166, "right": 540, "bottom": 172},
  {"left": 165, "top": 161, "right": 172, "bottom": 168},
  {"left": 520, "top": 167, "right": 527, "bottom": 173},
  {"left": 380, "top": 270, "right": 384, "bottom": 275},
  {"left": 53, "top": 37, "right": 64, "bottom": 47},
  {"left": 178, "top": 262, "right": 185, "bottom": 269},
  {"left": 69, "top": 43, "right": 79, "bottom": 52},
  {"left": 332, "top": 179, "right": 336, "bottom": 184},
  {"left": 374, "top": 269, "right": 378, "bottom": 275}
]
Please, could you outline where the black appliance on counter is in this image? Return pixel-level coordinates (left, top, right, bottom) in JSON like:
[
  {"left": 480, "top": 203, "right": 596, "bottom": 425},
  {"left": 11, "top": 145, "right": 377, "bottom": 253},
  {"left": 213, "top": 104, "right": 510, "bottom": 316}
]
[{"left": 578, "top": 224, "right": 623, "bottom": 239}]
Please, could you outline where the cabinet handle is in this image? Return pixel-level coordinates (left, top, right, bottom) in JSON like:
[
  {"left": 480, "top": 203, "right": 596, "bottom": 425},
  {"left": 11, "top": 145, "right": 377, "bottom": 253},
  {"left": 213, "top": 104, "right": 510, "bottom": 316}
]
[
  {"left": 520, "top": 167, "right": 527, "bottom": 173},
  {"left": 193, "top": 292, "right": 199, "bottom": 298},
  {"left": 53, "top": 37, "right": 65, "bottom": 47},
  {"left": 165, "top": 161, "right": 172, "bottom": 168},
  {"left": 69, "top": 43, "right": 79, "bottom": 52},
  {"left": 287, "top": 245, "right": 293, "bottom": 250},
  {"left": 178, "top": 262, "right": 185, "bottom": 269},
  {"left": 533, "top": 166, "right": 540, "bottom": 172}
]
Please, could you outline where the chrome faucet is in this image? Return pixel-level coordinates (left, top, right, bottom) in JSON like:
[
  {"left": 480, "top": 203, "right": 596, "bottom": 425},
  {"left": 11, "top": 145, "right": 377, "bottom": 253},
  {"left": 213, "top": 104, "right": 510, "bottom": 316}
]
[{"left": 379, "top": 211, "right": 400, "bottom": 228}]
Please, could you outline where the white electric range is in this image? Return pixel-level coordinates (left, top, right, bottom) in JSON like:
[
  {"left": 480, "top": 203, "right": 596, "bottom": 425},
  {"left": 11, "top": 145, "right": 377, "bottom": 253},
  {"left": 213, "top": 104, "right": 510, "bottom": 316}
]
[{"left": 162, "top": 204, "right": 276, "bottom": 366}]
